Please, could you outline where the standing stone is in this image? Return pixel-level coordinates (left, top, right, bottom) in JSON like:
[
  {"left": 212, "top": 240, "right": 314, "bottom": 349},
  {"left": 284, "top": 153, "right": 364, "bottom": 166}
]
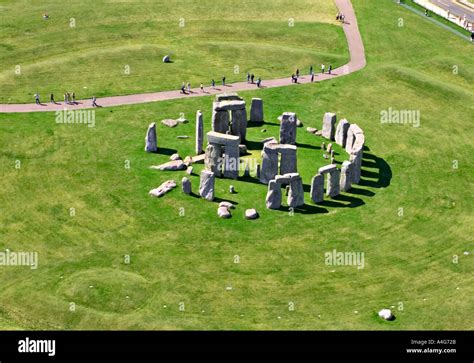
[
  {"left": 287, "top": 174, "right": 304, "bottom": 208},
  {"left": 205, "top": 143, "right": 222, "bottom": 177},
  {"left": 212, "top": 109, "right": 230, "bottom": 134},
  {"left": 199, "top": 170, "right": 215, "bottom": 201},
  {"left": 279, "top": 112, "right": 297, "bottom": 145},
  {"left": 243, "top": 162, "right": 250, "bottom": 177},
  {"left": 250, "top": 98, "right": 264, "bottom": 122},
  {"left": 327, "top": 169, "right": 341, "bottom": 198},
  {"left": 230, "top": 108, "right": 247, "bottom": 141},
  {"left": 278, "top": 144, "right": 297, "bottom": 175},
  {"left": 350, "top": 150, "right": 362, "bottom": 184},
  {"left": 310, "top": 174, "right": 324, "bottom": 203},
  {"left": 322, "top": 112, "right": 337, "bottom": 140},
  {"left": 182, "top": 177, "right": 192, "bottom": 194},
  {"left": 195, "top": 110, "right": 204, "bottom": 155},
  {"left": 223, "top": 145, "right": 240, "bottom": 179},
  {"left": 229, "top": 185, "right": 235, "bottom": 194},
  {"left": 256, "top": 163, "right": 261, "bottom": 179},
  {"left": 345, "top": 126, "right": 356, "bottom": 153},
  {"left": 266, "top": 180, "right": 282, "bottom": 209},
  {"left": 144, "top": 122, "right": 158, "bottom": 152},
  {"left": 260, "top": 143, "right": 279, "bottom": 184},
  {"left": 340, "top": 160, "right": 353, "bottom": 192},
  {"left": 335, "top": 119, "right": 350, "bottom": 147}
]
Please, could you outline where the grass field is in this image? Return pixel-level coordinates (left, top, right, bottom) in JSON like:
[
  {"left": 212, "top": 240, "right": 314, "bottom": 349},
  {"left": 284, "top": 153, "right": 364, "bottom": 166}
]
[
  {"left": 0, "top": 0, "right": 473, "bottom": 330},
  {"left": 0, "top": 0, "right": 347, "bottom": 103}
]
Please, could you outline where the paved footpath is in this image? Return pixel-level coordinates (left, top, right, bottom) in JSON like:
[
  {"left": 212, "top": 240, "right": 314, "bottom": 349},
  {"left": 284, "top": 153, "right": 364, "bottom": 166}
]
[{"left": 0, "top": 0, "right": 366, "bottom": 114}]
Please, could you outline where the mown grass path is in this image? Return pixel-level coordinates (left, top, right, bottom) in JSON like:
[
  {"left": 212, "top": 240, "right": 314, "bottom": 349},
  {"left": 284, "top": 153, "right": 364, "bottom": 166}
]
[{"left": 0, "top": 0, "right": 365, "bottom": 113}]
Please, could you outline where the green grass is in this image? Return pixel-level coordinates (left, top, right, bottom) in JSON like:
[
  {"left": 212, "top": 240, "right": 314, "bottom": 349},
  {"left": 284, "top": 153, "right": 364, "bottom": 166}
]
[
  {"left": 0, "top": 0, "right": 473, "bottom": 330},
  {"left": 0, "top": 0, "right": 347, "bottom": 103}
]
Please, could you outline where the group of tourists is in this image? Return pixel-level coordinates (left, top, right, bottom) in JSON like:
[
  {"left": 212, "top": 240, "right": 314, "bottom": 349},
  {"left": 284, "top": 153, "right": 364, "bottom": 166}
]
[
  {"left": 291, "top": 63, "right": 333, "bottom": 84},
  {"left": 336, "top": 11, "right": 346, "bottom": 23},
  {"left": 246, "top": 73, "right": 262, "bottom": 87},
  {"left": 34, "top": 93, "right": 98, "bottom": 107}
]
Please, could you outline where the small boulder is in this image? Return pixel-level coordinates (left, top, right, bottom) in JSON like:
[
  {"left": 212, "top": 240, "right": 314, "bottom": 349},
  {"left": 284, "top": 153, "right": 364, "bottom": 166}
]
[
  {"left": 245, "top": 209, "right": 259, "bottom": 220},
  {"left": 217, "top": 206, "right": 232, "bottom": 219},
  {"left": 161, "top": 119, "right": 179, "bottom": 128},
  {"left": 163, "top": 55, "right": 170, "bottom": 63},
  {"left": 177, "top": 117, "right": 188, "bottom": 124},
  {"left": 306, "top": 127, "right": 317, "bottom": 134},
  {"left": 239, "top": 144, "right": 248, "bottom": 156},
  {"left": 229, "top": 185, "right": 236, "bottom": 194},
  {"left": 378, "top": 309, "right": 394, "bottom": 321}
]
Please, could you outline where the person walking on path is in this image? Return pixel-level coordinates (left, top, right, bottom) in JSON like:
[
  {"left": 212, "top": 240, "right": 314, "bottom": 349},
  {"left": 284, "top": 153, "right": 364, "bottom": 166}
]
[
  {"left": 200, "top": 83, "right": 204, "bottom": 92},
  {"left": 246, "top": 72, "right": 250, "bottom": 83},
  {"left": 50, "top": 93, "right": 55, "bottom": 104},
  {"left": 92, "top": 96, "right": 98, "bottom": 107},
  {"left": 211, "top": 79, "right": 215, "bottom": 88},
  {"left": 66, "top": 92, "right": 71, "bottom": 104},
  {"left": 222, "top": 76, "right": 226, "bottom": 86},
  {"left": 321, "top": 64, "right": 325, "bottom": 74},
  {"left": 328, "top": 65, "right": 332, "bottom": 75},
  {"left": 187, "top": 82, "right": 191, "bottom": 93},
  {"left": 311, "top": 72, "right": 315, "bottom": 82},
  {"left": 181, "top": 82, "right": 186, "bottom": 94},
  {"left": 256, "top": 77, "right": 261, "bottom": 88},
  {"left": 72, "top": 92, "right": 76, "bottom": 104},
  {"left": 291, "top": 74, "right": 296, "bottom": 83},
  {"left": 251, "top": 74, "right": 255, "bottom": 84},
  {"left": 34, "top": 93, "right": 40, "bottom": 105},
  {"left": 309, "top": 65, "right": 313, "bottom": 75},
  {"left": 296, "top": 68, "right": 300, "bottom": 79}
]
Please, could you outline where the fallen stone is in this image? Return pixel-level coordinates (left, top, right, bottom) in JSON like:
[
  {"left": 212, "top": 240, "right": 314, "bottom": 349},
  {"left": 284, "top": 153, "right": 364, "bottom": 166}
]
[
  {"left": 161, "top": 119, "right": 179, "bottom": 128},
  {"left": 176, "top": 135, "right": 189, "bottom": 139},
  {"left": 245, "top": 209, "right": 259, "bottom": 220},
  {"left": 149, "top": 180, "right": 176, "bottom": 197},
  {"left": 186, "top": 166, "right": 193, "bottom": 175},
  {"left": 219, "top": 201, "right": 235, "bottom": 210},
  {"left": 150, "top": 160, "right": 186, "bottom": 171},
  {"left": 217, "top": 206, "right": 232, "bottom": 218},
  {"left": 183, "top": 156, "right": 193, "bottom": 165}
]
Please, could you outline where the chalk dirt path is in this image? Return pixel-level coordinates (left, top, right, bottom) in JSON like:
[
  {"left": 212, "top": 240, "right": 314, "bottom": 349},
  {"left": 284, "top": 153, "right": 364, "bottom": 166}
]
[{"left": 0, "top": 0, "right": 365, "bottom": 114}]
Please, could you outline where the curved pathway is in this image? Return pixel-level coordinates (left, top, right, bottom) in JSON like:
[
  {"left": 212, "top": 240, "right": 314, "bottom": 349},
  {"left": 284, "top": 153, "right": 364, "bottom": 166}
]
[{"left": 0, "top": 0, "right": 365, "bottom": 113}]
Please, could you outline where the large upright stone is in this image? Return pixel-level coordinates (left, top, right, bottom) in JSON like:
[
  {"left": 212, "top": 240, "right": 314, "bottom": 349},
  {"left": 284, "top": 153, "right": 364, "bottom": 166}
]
[
  {"left": 195, "top": 110, "right": 204, "bottom": 155},
  {"left": 322, "top": 112, "right": 337, "bottom": 140},
  {"left": 327, "top": 169, "right": 341, "bottom": 198},
  {"left": 335, "top": 118, "right": 350, "bottom": 147},
  {"left": 223, "top": 144, "right": 240, "bottom": 179},
  {"left": 340, "top": 160, "right": 353, "bottom": 192},
  {"left": 278, "top": 144, "right": 297, "bottom": 175},
  {"left": 287, "top": 173, "right": 304, "bottom": 208},
  {"left": 266, "top": 180, "right": 282, "bottom": 209},
  {"left": 212, "top": 108, "right": 230, "bottom": 134},
  {"left": 279, "top": 112, "right": 297, "bottom": 145},
  {"left": 205, "top": 143, "right": 222, "bottom": 177},
  {"left": 144, "top": 122, "right": 158, "bottom": 152},
  {"left": 310, "top": 174, "right": 324, "bottom": 203},
  {"left": 250, "top": 98, "right": 264, "bottom": 122},
  {"left": 260, "top": 143, "right": 279, "bottom": 184},
  {"left": 199, "top": 170, "right": 215, "bottom": 201},
  {"left": 231, "top": 108, "right": 247, "bottom": 141},
  {"left": 350, "top": 150, "right": 363, "bottom": 184},
  {"left": 345, "top": 125, "right": 356, "bottom": 153}
]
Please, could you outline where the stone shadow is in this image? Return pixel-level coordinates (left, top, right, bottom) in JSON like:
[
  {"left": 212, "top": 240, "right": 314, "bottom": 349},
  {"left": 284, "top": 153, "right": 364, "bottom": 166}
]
[{"left": 157, "top": 147, "right": 178, "bottom": 156}]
